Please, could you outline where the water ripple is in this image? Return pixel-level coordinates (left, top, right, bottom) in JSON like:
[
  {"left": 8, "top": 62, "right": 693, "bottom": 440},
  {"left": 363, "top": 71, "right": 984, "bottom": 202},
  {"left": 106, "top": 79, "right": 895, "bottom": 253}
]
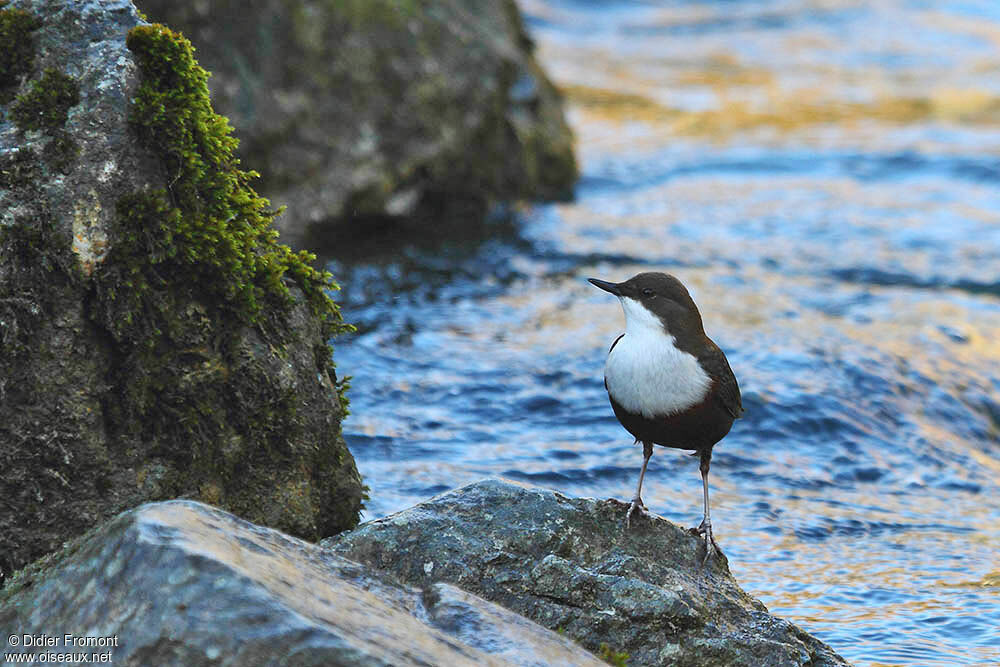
[{"left": 334, "top": 1, "right": 1000, "bottom": 664}]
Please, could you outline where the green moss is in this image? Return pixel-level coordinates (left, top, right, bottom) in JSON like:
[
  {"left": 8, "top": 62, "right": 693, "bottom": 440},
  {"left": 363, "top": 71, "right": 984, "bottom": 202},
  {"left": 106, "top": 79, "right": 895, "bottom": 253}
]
[
  {"left": 98, "top": 191, "right": 183, "bottom": 344},
  {"left": 41, "top": 129, "right": 79, "bottom": 172},
  {"left": 0, "top": 2, "right": 41, "bottom": 102},
  {"left": 598, "top": 643, "right": 629, "bottom": 667},
  {"left": 10, "top": 67, "right": 80, "bottom": 132},
  {"left": 337, "top": 0, "right": 421, "bottom": 29},
  {"left": 7, "top": 66, "right": 80, "bottom": 172},
  {"left": 120, "top": 24, "right": 348, "bottom": 340},
  {"left": 0, "top": 147, "right": 38, "bottom": 189},
  {"left": 0, "top": 208, "right": 77, "bottom": 361},
  {"left": 86, "top": 24, "right": 358, "bottom": 523}
]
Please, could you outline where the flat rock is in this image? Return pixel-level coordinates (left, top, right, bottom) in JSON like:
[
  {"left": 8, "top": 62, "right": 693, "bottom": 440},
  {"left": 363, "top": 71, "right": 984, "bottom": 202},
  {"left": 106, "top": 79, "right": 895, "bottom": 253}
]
[
  {"left": 0, "top": 500, "right": 605, "bottom": 667},
  {"left": 324, "top": 478, "right": 852, "bottom": 667}
]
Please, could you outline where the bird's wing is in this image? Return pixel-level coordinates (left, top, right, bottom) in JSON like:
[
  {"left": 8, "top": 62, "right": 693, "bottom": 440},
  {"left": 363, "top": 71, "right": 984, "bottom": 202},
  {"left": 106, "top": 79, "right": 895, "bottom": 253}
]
[{"left": 699, "top": 342, "right": 744, "bottom": 419}]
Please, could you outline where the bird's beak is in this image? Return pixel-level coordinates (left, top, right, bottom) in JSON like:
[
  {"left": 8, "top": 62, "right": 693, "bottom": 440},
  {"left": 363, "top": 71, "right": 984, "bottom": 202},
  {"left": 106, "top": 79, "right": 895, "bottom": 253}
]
[{"left": 588, "top": 278, "right": 622, "bottom": 296}]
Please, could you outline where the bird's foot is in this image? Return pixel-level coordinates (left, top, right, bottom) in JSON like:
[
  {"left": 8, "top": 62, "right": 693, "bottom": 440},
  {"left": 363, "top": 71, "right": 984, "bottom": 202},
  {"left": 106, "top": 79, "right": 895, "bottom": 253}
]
[
  {"left": 692, "top": 518, "right": 722, "bottom": 565},
  {"left": 624, "top": 496, "right": 647, "bottom": 529}
]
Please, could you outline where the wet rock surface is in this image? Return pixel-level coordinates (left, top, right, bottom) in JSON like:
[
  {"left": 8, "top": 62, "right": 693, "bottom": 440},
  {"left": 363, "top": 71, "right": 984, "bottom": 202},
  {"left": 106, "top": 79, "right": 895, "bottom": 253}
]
[
  {"left": 137, "top": 0, "right": 577, "bottom": 243},
  {"left": 0, "top": 0, "right": 362, "bottom": 581},
  {"left": 0, "top": 500, "right": 606, "bottom": 667},
  {"left": 324, "top": 479, "right": 850, "bottom": 667}
]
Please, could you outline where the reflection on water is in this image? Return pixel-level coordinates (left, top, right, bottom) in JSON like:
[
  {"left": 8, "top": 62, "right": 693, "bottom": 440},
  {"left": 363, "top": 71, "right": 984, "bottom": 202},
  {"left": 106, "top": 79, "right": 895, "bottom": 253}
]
[{"left": 330, "top": 1, "right": 1000, "bottom": 665}]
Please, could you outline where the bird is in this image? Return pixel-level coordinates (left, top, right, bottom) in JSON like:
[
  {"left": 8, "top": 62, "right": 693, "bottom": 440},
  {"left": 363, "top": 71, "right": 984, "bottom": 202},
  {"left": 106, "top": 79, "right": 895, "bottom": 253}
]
[{"left": 589, "top": 272, "right": 743, "bottom": 561}]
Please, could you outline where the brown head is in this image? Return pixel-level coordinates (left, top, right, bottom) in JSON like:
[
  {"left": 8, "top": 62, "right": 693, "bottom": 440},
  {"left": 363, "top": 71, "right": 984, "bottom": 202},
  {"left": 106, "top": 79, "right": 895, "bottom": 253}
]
[{"left": 589, "top": 272, "right": 706, "bottom": 344}]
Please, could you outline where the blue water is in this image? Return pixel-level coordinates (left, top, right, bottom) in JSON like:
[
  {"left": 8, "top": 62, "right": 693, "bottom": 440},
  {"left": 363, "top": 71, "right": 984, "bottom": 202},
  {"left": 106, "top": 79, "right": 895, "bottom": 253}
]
[{"left": 328, "top": 1, "right": 1000, "bottom": 664}]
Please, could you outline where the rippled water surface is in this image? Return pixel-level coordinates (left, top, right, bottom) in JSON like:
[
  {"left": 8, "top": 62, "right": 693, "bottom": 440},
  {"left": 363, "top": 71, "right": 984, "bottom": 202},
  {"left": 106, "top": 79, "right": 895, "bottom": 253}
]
[{"left": 328, "top": 2, "right": 1000, "bottom": 664}]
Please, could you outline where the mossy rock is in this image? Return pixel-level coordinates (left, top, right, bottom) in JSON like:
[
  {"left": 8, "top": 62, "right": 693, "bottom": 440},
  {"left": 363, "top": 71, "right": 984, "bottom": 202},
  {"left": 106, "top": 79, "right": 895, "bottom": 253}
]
[
  {"left": 0, "top": 1, "right": 41, "bottom": 101},
  {"left": 137, "top": 0, "right": 577, "bottom": 243},
  {"left": 0, "top": 0, "right": 363, "bottom": 583},
  {"left": 10, "top": 66, "right": 79, "bottom": 131}
]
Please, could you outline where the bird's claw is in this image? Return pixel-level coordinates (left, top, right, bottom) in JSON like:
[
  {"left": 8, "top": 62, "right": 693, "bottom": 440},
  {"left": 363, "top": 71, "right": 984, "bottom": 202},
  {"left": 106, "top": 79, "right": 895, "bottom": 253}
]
[
  {"left": 692, "top": 518, "right": 722, "bottom": 565},
  {"left": 624, "top": 496, "right": 647, "bottom": 529}
]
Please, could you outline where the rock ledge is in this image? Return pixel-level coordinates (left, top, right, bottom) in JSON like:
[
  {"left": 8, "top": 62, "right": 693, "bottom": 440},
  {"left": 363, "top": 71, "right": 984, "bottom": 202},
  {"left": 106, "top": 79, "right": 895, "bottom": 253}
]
[
  {"left": 324, "top": 478, "right": 850, "bottom": 667},
  {"left": 0, "top": 499, "right": 604, "bottom": 667}
]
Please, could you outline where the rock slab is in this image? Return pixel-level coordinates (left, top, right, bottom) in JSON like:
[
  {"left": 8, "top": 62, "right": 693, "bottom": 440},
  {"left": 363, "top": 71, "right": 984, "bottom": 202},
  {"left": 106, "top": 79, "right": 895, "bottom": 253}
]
[
  {"left": 0, "top": 500, "right": 605, "bottom": 667},
  {"left": 324, "top": 478, "right": 852, "bottom": 667}
]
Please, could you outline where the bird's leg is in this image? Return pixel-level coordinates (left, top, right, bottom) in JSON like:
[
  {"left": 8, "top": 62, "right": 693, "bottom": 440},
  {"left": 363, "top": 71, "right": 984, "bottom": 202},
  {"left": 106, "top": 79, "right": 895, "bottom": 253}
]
[
  {"left": 625, "top": 440, "right": 653, "bottom": 528},
  {"left": 694, "top": 448, "right": 721, "bottom": 563}
]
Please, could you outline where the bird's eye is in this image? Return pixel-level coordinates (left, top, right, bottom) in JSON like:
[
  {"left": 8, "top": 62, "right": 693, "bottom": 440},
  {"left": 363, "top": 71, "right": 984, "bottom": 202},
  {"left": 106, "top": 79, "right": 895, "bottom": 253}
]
[{"left": 641, "top": 288, "right": 655, "bottom": 297}]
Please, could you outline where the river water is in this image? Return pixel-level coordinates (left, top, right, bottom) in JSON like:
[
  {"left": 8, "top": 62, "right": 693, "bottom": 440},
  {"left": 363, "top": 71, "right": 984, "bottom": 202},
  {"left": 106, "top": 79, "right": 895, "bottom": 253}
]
[{"left": 327, "top": 1, "right": 1000, "bottom": 664}]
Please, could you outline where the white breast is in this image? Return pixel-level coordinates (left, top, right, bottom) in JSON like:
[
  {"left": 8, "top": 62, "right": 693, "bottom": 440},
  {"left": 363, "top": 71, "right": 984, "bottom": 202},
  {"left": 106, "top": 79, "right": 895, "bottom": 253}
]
[{"left": 604, "top": 297, "right": 711, "bottom": 418}]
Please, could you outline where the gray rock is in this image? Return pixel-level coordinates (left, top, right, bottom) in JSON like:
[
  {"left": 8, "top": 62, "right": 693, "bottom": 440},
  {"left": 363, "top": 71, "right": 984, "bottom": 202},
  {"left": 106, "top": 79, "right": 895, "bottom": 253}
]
[
  {"left": 0, "top": 0, "right": 362, "bottom": 581},
  {"left": 422, "top": 582, "right": 606, "bottom": 666},
  {"left": 0, "top": 500, "right": 606, "bottom": 667},
  {"left": 324, "top": 478, "right": 852, "bottom": 667},
  {"left": 136, "top": 0, "right": 578, "bottom": 243}
]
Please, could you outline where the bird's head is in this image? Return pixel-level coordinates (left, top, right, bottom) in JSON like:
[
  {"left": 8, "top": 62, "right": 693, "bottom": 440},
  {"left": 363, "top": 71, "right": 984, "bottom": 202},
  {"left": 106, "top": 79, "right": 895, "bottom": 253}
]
[{"left": 589, "top": 272, "right": 705, "bottom": 340}]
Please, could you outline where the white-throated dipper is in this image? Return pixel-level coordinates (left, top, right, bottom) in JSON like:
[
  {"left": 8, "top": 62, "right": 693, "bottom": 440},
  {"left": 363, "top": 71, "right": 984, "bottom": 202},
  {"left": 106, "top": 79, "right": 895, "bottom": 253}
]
[{"left": 589, "top": 272, "right": 743, "bottom": 561}]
